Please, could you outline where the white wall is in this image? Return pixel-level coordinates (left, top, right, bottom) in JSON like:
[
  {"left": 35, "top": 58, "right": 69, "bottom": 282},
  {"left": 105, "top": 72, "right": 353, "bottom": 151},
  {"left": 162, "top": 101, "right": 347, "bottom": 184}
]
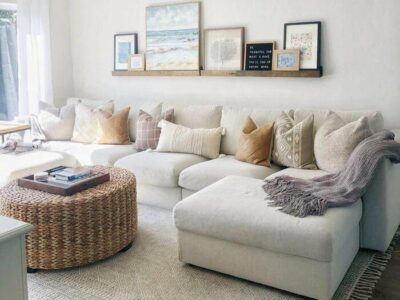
[
  {"left": 49, "top": 0, "right": 74, "bottom": 107},
  {"left": 66, "top": 0, "right": 400, "bottom": 129}
]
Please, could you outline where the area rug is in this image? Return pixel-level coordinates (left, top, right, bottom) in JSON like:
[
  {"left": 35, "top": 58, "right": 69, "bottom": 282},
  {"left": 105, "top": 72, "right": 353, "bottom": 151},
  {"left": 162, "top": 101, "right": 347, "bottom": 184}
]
[{"left": 27, "top": 205, "right": 397, "bottom": 300}]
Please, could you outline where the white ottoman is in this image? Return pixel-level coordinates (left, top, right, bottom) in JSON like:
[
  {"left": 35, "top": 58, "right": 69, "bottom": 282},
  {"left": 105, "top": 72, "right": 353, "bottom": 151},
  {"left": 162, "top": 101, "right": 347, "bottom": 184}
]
[
  {"left": 174, "top": 176, "right": 362, "bottom": 300},
  {"left": 0, "top": 150, "right": 76, "bottom": 187}
]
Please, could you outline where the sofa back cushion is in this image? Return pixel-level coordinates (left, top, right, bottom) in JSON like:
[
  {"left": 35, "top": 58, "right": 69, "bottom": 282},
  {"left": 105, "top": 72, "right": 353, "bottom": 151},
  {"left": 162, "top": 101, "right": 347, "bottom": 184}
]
[
  {"left": 162, "top": 102, "right": 222, "bottom": 129},
  {"left": 293, "top": 109, "right": 384, "bottom": 134},
  {"left": 221, "top": 106, "right": 282, "bottom": 155},
  {"left": 67, "top": 98, "right": 162, "bottom": 142}
]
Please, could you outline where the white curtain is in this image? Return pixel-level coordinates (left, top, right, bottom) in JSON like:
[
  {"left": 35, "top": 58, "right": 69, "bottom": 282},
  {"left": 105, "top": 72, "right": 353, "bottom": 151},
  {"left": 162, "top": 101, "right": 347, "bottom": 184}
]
[{"left": 17, "top": 0, "right": 53, "bottom": 116}]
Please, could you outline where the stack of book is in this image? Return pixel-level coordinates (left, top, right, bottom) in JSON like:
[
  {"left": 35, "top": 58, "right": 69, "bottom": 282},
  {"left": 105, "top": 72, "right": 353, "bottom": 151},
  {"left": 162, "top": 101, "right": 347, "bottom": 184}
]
[{"left": 48, "top": 167, "right": 93, "bottom": 186}]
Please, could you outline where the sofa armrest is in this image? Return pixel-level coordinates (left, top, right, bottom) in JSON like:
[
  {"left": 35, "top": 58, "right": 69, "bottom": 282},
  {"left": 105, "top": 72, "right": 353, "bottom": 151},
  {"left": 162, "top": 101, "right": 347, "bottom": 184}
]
[{"left": 361, "top": 159, "right": 400, "bottom": 251}]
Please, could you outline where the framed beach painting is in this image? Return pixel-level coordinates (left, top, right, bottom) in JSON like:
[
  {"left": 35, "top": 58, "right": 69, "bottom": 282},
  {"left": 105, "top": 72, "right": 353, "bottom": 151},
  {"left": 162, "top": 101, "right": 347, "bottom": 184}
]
[
  {"left": 284, "top": 21, "right": 321, "bottom": 70},
  {"left": 114, "top": 33, "right": 138, "bottom": 71},
  {"left": 146, "top": 2, "right": 200, "bottom": 71},
  {"left": 204, "top": 27, "right": 244, "bottom": 71}
]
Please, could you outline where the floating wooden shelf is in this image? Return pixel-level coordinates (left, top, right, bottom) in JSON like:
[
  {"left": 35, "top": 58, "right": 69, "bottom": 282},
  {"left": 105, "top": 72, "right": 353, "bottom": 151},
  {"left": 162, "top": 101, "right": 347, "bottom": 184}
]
[
  {"left": 112, "top": 69, "right": 322, "bottom": 78},
  {"left": 112, "top": 70, "right": 200, "bottom": 77}
]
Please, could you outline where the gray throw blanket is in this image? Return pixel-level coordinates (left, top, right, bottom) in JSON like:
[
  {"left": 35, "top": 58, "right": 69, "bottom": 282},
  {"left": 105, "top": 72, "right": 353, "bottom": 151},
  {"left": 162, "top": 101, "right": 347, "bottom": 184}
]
[{"left": 263, "top": 130, "right": 400, "bottom": 217}]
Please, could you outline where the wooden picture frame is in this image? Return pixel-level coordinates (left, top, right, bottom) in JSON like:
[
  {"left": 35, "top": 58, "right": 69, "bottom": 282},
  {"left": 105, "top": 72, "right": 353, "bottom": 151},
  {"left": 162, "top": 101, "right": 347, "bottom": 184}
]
[
  {"left": 272, "top": 49, "right": 300, "bottom": 71},
  {"left": 128, "top": 54, "right": 145, "bottom": 71},
  {"left": 145, "top": 2, "right": 200, "bottom": 71},
  {"left": 203, "top": 27, "right": 244, "bottom": 71},
  {"left": 284, "top": 21, "right": 321, "bottom": 71},
  {"left": 244, "top": 41, "right": 276, "bottom": 71},
  {"left": 114, "top": 33, "right": 138, "bottom": 71}
]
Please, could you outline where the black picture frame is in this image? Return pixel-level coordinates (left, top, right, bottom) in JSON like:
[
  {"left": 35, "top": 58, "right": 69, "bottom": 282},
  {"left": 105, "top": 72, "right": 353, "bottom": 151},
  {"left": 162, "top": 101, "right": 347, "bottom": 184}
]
[
  {"left": 244, "top": 41, "right": 275, "bottom": 71},
  {"left": 284, "top": 21, "right": 321, "bottom": 71},
  {"left": 114, "top": 33, "right": 138, "bottom": 71}
]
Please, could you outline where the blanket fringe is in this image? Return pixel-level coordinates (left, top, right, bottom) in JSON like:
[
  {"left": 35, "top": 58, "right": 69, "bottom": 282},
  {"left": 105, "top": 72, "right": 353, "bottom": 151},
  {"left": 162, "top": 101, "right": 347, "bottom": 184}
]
[
  {"left": 348, "top": 230, "right": 399, "bottom": 300},
  {"left": 263, "top": 177, "right": 328, "bottom": 217}
]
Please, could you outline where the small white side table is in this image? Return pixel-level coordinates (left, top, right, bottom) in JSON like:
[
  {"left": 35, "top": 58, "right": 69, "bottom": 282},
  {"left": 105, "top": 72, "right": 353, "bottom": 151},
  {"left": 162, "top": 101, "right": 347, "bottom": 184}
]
[{"left": 0, "top": 216, "right": 33, "bottom": 300}]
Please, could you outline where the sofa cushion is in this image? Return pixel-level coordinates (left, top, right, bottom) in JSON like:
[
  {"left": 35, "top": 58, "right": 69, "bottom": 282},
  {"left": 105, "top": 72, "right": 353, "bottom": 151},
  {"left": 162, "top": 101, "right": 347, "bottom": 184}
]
[
  {"left": 0, "top": 151, "right": 76, "bottom": 187},
  {"left": 179, "top": 155, "right": 282, "bottom": 191},
  {"left": 294, "top": 109, "right": 384, "bottom": 134},
  {"left": 67, "top": 98, "right": 162, "bottom": 141},
  {"left": 220, "top": 106, "right": 282, "bottom": 155},
  {"left": 174, "top": 176, "right": 362, "bottom": 262},
  {"left": 44, "top": 141, "right": 136, "bottom": 166},
  {"left": 266, "top": 167, "right": 330, "bottom": 180},
  {"left": 162, "top": 103, "right": 222, "bottom": 129},
  {"left": 94, "top": 107, "right": 131, "bottom": 145},
  {"left": 115, "top": 151, "right": 207, "bottom": 188}
]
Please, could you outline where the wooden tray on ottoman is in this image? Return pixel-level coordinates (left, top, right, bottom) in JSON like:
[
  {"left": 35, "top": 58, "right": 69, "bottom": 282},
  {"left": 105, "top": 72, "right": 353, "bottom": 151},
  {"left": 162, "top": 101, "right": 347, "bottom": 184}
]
[{"left": 18, "top": 167, "right": 110, "bottom": 196}]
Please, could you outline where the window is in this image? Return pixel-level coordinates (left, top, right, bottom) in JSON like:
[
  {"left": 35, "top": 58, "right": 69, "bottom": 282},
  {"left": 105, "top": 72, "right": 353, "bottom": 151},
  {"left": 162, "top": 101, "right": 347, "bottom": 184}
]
[{"left": 0, "top": 3, "right": 18, "bottom": 121}]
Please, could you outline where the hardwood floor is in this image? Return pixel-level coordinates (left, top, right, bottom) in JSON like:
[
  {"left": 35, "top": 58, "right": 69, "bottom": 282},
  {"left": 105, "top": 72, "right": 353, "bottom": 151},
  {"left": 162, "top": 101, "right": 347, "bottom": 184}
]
[{"left": 372, "top": 242, "right": 400, "bottom": 299}]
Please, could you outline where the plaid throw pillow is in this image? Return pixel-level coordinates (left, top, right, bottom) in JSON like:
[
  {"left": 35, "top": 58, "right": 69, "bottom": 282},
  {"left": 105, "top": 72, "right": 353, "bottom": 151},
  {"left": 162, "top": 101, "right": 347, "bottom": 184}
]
[{"left": 135, "top": 109, "right": 174, "bottom": 150}]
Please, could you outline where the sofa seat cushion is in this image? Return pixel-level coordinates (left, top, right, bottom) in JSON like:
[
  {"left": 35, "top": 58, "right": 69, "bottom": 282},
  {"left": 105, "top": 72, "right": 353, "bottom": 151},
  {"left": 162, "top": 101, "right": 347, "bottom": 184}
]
[
  {"left": 179, "top": 155, "right": 282, "bottom": 191},
  {"left": 0, "top": 150, "right": 76, "bottom": 187},
  {"left": 174, "top": 176, "right": 362, "bottom": 262},
  {"left": 44, "top": 141, "right": 136, "bottom": 166},
  {"left": 266, "top": 167, "right": 330, "bottom": 180},
  {"left": 115, "top": 151, "right": 207, "bottom": 188}
]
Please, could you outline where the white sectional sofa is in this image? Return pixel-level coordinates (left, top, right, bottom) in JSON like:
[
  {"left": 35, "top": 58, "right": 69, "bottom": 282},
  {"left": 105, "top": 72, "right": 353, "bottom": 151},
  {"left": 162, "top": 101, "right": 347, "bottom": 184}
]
[{"left": 4, "top": 98, "right": 399, "bottom": 300}]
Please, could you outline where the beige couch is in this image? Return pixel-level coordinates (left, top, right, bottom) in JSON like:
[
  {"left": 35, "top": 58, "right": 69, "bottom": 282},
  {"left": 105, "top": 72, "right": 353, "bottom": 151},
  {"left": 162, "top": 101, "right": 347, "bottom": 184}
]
[{"left": 5, "top": 98, "right": 399, "bottom": 300}]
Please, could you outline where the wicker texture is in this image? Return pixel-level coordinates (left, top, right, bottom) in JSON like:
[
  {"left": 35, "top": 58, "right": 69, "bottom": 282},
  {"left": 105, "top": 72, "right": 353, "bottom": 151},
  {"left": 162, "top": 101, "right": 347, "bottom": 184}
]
[{"left": 0, "top": 166, "right": 137, "bottom": 270}]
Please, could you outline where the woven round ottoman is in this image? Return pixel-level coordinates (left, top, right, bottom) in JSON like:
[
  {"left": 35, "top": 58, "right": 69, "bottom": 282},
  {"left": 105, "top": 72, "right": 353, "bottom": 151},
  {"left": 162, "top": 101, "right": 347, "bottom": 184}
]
[{"left": 0, "top": 166, "right": 137, "bottom": 271}]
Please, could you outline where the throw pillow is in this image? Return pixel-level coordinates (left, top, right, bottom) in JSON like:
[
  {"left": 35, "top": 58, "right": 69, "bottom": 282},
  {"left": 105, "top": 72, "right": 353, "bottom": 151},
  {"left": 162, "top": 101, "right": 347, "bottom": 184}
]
[
  {"left": 235, "top": 116, "right": 274, "bottom": 166},
  {"left": 135, "top": 109, "right": 174, "bottom": 150},
  {"left": 156, "top": 120, "right": 223, "bottom": 159},
  {"left": 314, "top": 113, "right": 373, "bottom": 173},
  {"left": 94, "top": 107, "right": 131, "bottom": 144},
  {"left": 272, "top": 111, "right": 316, "bottom": 169},
  {"left": 71, "top": 101, "right": 114, "bottom": 143},
  {"left": 36, "top": 102, "right": 75, "bottom": 140}
]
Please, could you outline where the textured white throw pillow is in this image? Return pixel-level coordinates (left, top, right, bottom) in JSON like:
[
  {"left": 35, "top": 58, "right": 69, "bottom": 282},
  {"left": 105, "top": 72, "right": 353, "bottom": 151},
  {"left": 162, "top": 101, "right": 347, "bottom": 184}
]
[
  {"left": 156, "top": 120, "right": 223, "bottom": 159},
  {"left": 314, "top": 113, "right": 373, "bottom": 173},
  {"left": 36, "top": 102, "right": 75, "bottom": 140},
  {"left": 71, "top": 101, "right": 114, "bottom": 143}
]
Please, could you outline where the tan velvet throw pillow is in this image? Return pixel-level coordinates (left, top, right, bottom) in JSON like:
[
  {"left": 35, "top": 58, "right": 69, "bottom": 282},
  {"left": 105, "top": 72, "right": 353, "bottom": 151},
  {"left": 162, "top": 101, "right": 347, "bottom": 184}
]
[
  {"left": 94, "top": 107, "right": 131, "bottom": 144},
  {"left": 272, "top": 111, "right": 316, "bottom": 169},
  {"left": 235, "top": 116, "right": 274, "bottom": 167}
]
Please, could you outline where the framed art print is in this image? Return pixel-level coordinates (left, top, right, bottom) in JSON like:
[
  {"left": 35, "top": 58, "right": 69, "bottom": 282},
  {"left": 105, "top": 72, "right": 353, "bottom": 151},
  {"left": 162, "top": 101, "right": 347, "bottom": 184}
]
[
  {"left": 114, "top": 33, "right": 138, "bottom": 71},
  {"left": 284, "top": 21, "right": 321, "bottom": 70},
  {"left": 128, "top": 54, "right": 145, "bottom": 71},
  {"left": 204, "top": 27, "right": 244, "bottom": 71},
  {"left": 272, "top": 49, "right": 300, "bottom": 71},
  {"left": 146, "top": 2, "right": 200, "bottom": 71}
]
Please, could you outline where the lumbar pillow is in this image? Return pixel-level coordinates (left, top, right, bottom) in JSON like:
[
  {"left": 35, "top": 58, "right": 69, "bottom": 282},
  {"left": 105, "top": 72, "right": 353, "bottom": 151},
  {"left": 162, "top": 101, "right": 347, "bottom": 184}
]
[
  {"left": 235, "top": 116, "right": 274, "bottom": 166},
  {"left": 314, "top": 112, "right": 372, "bottom": 172},
  {"left": 71, "top": 101, "right": 114, "bottom": 143},
  {"left": 156, "top": 120, "right": 223, "bottom": 159},
  {"left": 36, "top": 102, "right": 75, "bottom": 140},
  {"left": 272, "top": 111, "right": 316, "bottom": 169},
  {"left": 135, "top": 109, "right": 174, "bottom": 151},
  {"left": 94, "top": 107, "right": 131, "bottom": 144}
]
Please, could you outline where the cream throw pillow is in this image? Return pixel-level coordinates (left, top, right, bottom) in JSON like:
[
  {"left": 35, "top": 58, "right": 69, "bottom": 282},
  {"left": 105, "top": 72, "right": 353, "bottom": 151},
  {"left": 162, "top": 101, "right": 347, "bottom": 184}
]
[
  {"left": 36, "top": 102, "right": 75, "bottom": 140},
  {"left": 94, "top": 107, "right": 131, "bottom": 145},
  {"left": 156, "top": 120, "right": 223, "bottom": 159},
  {"left": 314, "top": 113, "right": 372, "bottom": 173},
  {"left": 71, "top": 101, "right": 114, "bottom": 143},
  {"left": 272, "top": 111, "right": 316, "bottom": 169}
]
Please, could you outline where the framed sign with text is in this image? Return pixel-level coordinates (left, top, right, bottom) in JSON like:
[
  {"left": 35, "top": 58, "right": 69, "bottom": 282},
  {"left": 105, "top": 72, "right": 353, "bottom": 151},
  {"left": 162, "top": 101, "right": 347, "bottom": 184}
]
[{"left": 245, "top": 41, "right": 275, "bottom": 71}]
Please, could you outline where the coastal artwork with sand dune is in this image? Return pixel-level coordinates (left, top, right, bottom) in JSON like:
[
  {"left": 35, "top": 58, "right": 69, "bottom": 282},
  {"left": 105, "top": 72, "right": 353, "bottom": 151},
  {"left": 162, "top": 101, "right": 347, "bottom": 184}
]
[{"left": 146, "top": 2, "right": 200, "bottom": 70}]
